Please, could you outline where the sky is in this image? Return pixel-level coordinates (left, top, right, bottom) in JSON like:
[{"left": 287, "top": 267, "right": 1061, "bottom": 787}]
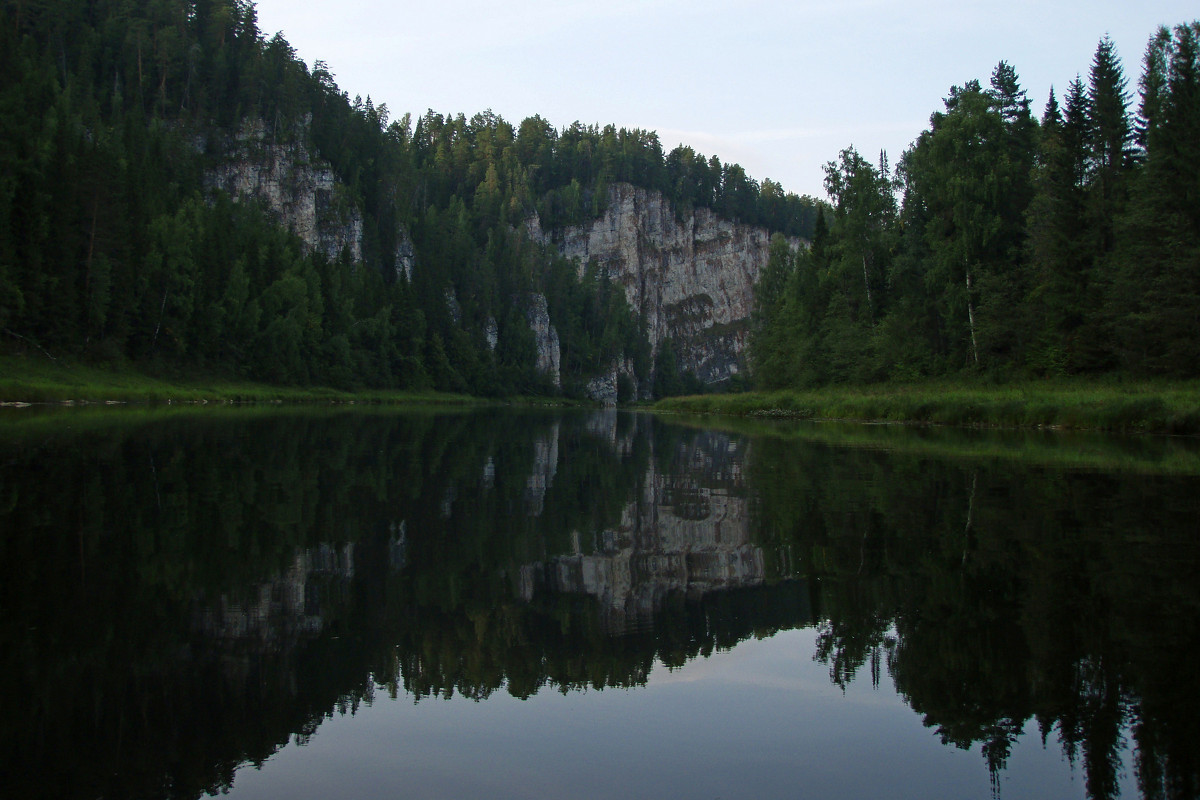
[{"left": 250, "top": 0, "right": 1196, "bottom": 201}]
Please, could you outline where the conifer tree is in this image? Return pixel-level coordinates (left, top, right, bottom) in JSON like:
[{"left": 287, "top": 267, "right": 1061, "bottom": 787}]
[
  {"left": 1086, "top": 36, "right": 1132, "bottom": 256},
  {"left": 1108, "top": 22, "right": 1200, "bottom": 374},
  {"left": 822, "top": 146, "right": 896, "bottom": 326},
  {"left": 1025, "top": 89, "right": 1087, "bottom": 372},
  {"left": 903, "top": 81, "right": 1030, "bottom": 368}
]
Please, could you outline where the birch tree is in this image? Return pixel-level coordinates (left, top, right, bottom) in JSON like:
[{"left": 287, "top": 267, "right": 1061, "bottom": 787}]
[{"left": 903, "top": 80, "right": 1025, "bottom": 368}]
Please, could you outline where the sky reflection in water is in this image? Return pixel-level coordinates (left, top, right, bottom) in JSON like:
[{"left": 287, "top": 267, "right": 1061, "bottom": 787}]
[
  {"left": 228, "top": 628, "right": 1110, "bottom": 800},
  {"left": 1, "top": 407, "right": 1192, "bottom": 799}
]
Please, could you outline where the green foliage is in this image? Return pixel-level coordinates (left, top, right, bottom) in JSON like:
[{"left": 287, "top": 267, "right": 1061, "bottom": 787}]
[
  {"left": 654, "top": 378, "right": 1200, "bottom": 436},
  {"left": 1107, "top": 23, "right": 1200, "bottom": 376},
  {"left": 0, "top": 0, "right": 678, "bottom": 397},
  {"left": 750, "top": 149, "right": 897, "bottom": 389},
  {"left": 8, "top": 1, "right": 1195, "bottom": 399},
  {"left": 751, "top": 26, "right": 1200, "bottom": 389}
]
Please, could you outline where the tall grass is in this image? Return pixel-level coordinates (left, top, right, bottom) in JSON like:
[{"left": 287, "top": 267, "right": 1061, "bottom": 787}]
[
  {"left": 0, "top": 354, "right": 481, "bottom": 406},
  {"left": 661, "top": 413, "right": 1200, "bottom": 475},
  {"left": 655, "top": 380, "right": 1200, "bottom": 435}
]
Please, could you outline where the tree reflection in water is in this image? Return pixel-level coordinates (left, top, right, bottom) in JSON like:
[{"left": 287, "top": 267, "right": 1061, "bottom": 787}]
[{"left": 0, "top": 408, "right": 1197, "bottom": 799}]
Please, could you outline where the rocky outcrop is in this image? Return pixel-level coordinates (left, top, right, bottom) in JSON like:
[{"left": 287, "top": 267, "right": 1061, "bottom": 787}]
[
  {"left": 530, "top": 183, "right": 802, "bottom": 385},
  {"left": 394, "top": 225, "right": 416, "bottom": 282},
  {"left": 484, "top": 316, "right": 499, "bottom": 351},
  {"left": 524, "top": 293, "right": 561, "bottom": 387},
  {"left": 206, "top": 118, "right": 364, "bottom": 263},
  {"left": 206, "top": 122, "right": 793, "bottom": 388},
  {"left": 585, "top": 357, "right": 639, "bottom": 405}
]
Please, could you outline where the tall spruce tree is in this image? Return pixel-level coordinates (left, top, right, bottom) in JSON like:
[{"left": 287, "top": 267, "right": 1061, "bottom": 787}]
[
  {"left": 1024, "top": 89, "right": 1088, "bottom": 373},
  {"left": 1086, "top": 36, "right": 1133, "bottom": 256},
  {"left": 822, "top": 146, "right": 896, "bottom": 326},
  {"left": 807, "top": 146, "right": 898, "bottom": 381},
  {"left": 1078, "top": 36, "right": 1133, "bottom": 373},
  {"left": 1108, "top": 22, "right": 1200, "bottom": 374}
]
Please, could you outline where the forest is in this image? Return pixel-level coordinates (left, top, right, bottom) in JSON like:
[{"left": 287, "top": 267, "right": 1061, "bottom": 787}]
[
  {"left": 0, "top": 0, "right": 818, "bottom": 398},
  {"left": 3, "top": 1, "right": 1195, "bottom": 400},
  {"left": 751, "top": 25, "right": 1200, "bottom": 386}
]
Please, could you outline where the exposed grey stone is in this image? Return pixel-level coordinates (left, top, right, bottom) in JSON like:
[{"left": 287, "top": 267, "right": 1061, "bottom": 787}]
[
  {"left": 531, "top": 183, "right": 803, "bottom": 386},
  {"left": 205, "top": 118, "right": 364, "bottom": 264},
  {"left": 484, "top": 316, "right": 498, "bottom": 352},
  {"left": 394, "top": 225, "right": 416, "bottom": 282},
  {"left": 585, "top": 357, "right": 639, "bottom": 405},
  {"left": 524, "top": 293, "right": 561, "bottom": 388}
]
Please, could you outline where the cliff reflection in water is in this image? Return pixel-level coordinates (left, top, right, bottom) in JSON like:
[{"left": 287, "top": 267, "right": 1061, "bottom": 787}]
[
  {"left": 519, "top": 418, "right": 763, "bottom": 635},
  {"left": 1, "top": 408, "right": 1199, "bottom": 799}
]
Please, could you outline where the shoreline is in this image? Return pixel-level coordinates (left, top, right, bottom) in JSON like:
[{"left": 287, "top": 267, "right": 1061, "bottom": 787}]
[
  {"left": 653, "top": 382, "right": 1200, "bottom": 436},
  {"left": 7, "top": 354, "right": 1200, "bottom": 437},
  {"left": 0, "top": 353, "right": 520, "bottom": 407}
]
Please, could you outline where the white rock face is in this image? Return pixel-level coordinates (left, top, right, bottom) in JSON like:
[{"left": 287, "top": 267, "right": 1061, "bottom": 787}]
[
  {"left": 484, "top": 316, "right": 499, "bottom": 352},
  {"left": 585, "top": 357, "right": 639, "bottom": 405},
  {"left": 394, "top": 225, "right": 416, "bottom": 282},
  {"left": 524, "top": 293, "right": 561, "bottom": 387},
  {"left": 531, "top": 183, "right": 801, "bottom": 384},
  {"left": 206, "top": 127, "right": 795, "bottom": 387},
  {"left": 206, "top": 119, "right": 364, "bottom": 263}
]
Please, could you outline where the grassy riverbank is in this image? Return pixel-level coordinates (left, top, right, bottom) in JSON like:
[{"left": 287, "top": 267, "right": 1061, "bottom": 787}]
[
  {"left": 654, "top": 380, "right": 1200, "bottom": 435},
  {"left": 664, "top": 413, "right": 1200, "bottom": 475},
  {"left": 0, "top": 354, "right": 480, "bottom": 405}
]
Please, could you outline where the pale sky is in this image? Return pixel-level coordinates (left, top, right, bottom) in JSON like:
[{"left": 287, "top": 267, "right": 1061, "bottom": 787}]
[{"left": 251, "top": 0, "right": 1196, "bottom": 201}]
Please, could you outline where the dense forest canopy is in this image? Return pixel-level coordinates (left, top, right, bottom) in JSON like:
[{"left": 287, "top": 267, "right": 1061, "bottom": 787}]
[
  {"left": 0, "top": 0, "right": 819, "bottom": 397},
  {"left": 751, "top": 24, "right": 1200, "bottom": 385},
  {"left": 4, "top": 0, "right": 1195, "bottom": 397}
]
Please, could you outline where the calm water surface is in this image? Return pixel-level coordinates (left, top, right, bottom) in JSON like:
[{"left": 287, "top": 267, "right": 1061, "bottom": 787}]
[{"left": 2, "top": 407, "right": 1198, "bottom": 799}]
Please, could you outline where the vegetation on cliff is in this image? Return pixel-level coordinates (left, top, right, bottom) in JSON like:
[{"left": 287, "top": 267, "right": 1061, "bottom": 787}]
[
  {"left": 0, "top": 0, "right": 818, "bottom": 400},
  {"left": 5, "top": 2, "right": 1194, "bottom": 411}
]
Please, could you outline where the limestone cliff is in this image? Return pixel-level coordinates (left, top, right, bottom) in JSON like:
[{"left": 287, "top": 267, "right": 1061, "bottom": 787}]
[
  {"left": 584, "top": 357, "right": 639, "bottom": 406},
  {"left": 530, "top": 183, "right": 802, "bottom": 386},
  {"left": 205, "top": 126, "right": 786, "bottom": 392},
  {"left": 205, "top": 118, "right": 365, "bottom": 263},
  {"left": 524, "top": 293, "right": 562, "bottom": 388}
]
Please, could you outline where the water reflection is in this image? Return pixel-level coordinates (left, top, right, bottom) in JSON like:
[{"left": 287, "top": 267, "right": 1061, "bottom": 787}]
[
  {"left": 520, "top": 426, "right": 762, "bottom": 635},
  {"left": 1, "top": 408, "right": 1198, "bottom": 799}
]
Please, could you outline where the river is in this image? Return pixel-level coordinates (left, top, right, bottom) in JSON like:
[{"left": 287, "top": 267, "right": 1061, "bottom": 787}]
[{"left": 2, "top": 407, "right": 1197, "bottom": 799}]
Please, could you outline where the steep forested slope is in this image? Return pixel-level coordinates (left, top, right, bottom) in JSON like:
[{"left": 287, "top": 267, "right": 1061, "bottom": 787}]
[{"left": 0, "top": 0, "right": 818, "bottom": 398}]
